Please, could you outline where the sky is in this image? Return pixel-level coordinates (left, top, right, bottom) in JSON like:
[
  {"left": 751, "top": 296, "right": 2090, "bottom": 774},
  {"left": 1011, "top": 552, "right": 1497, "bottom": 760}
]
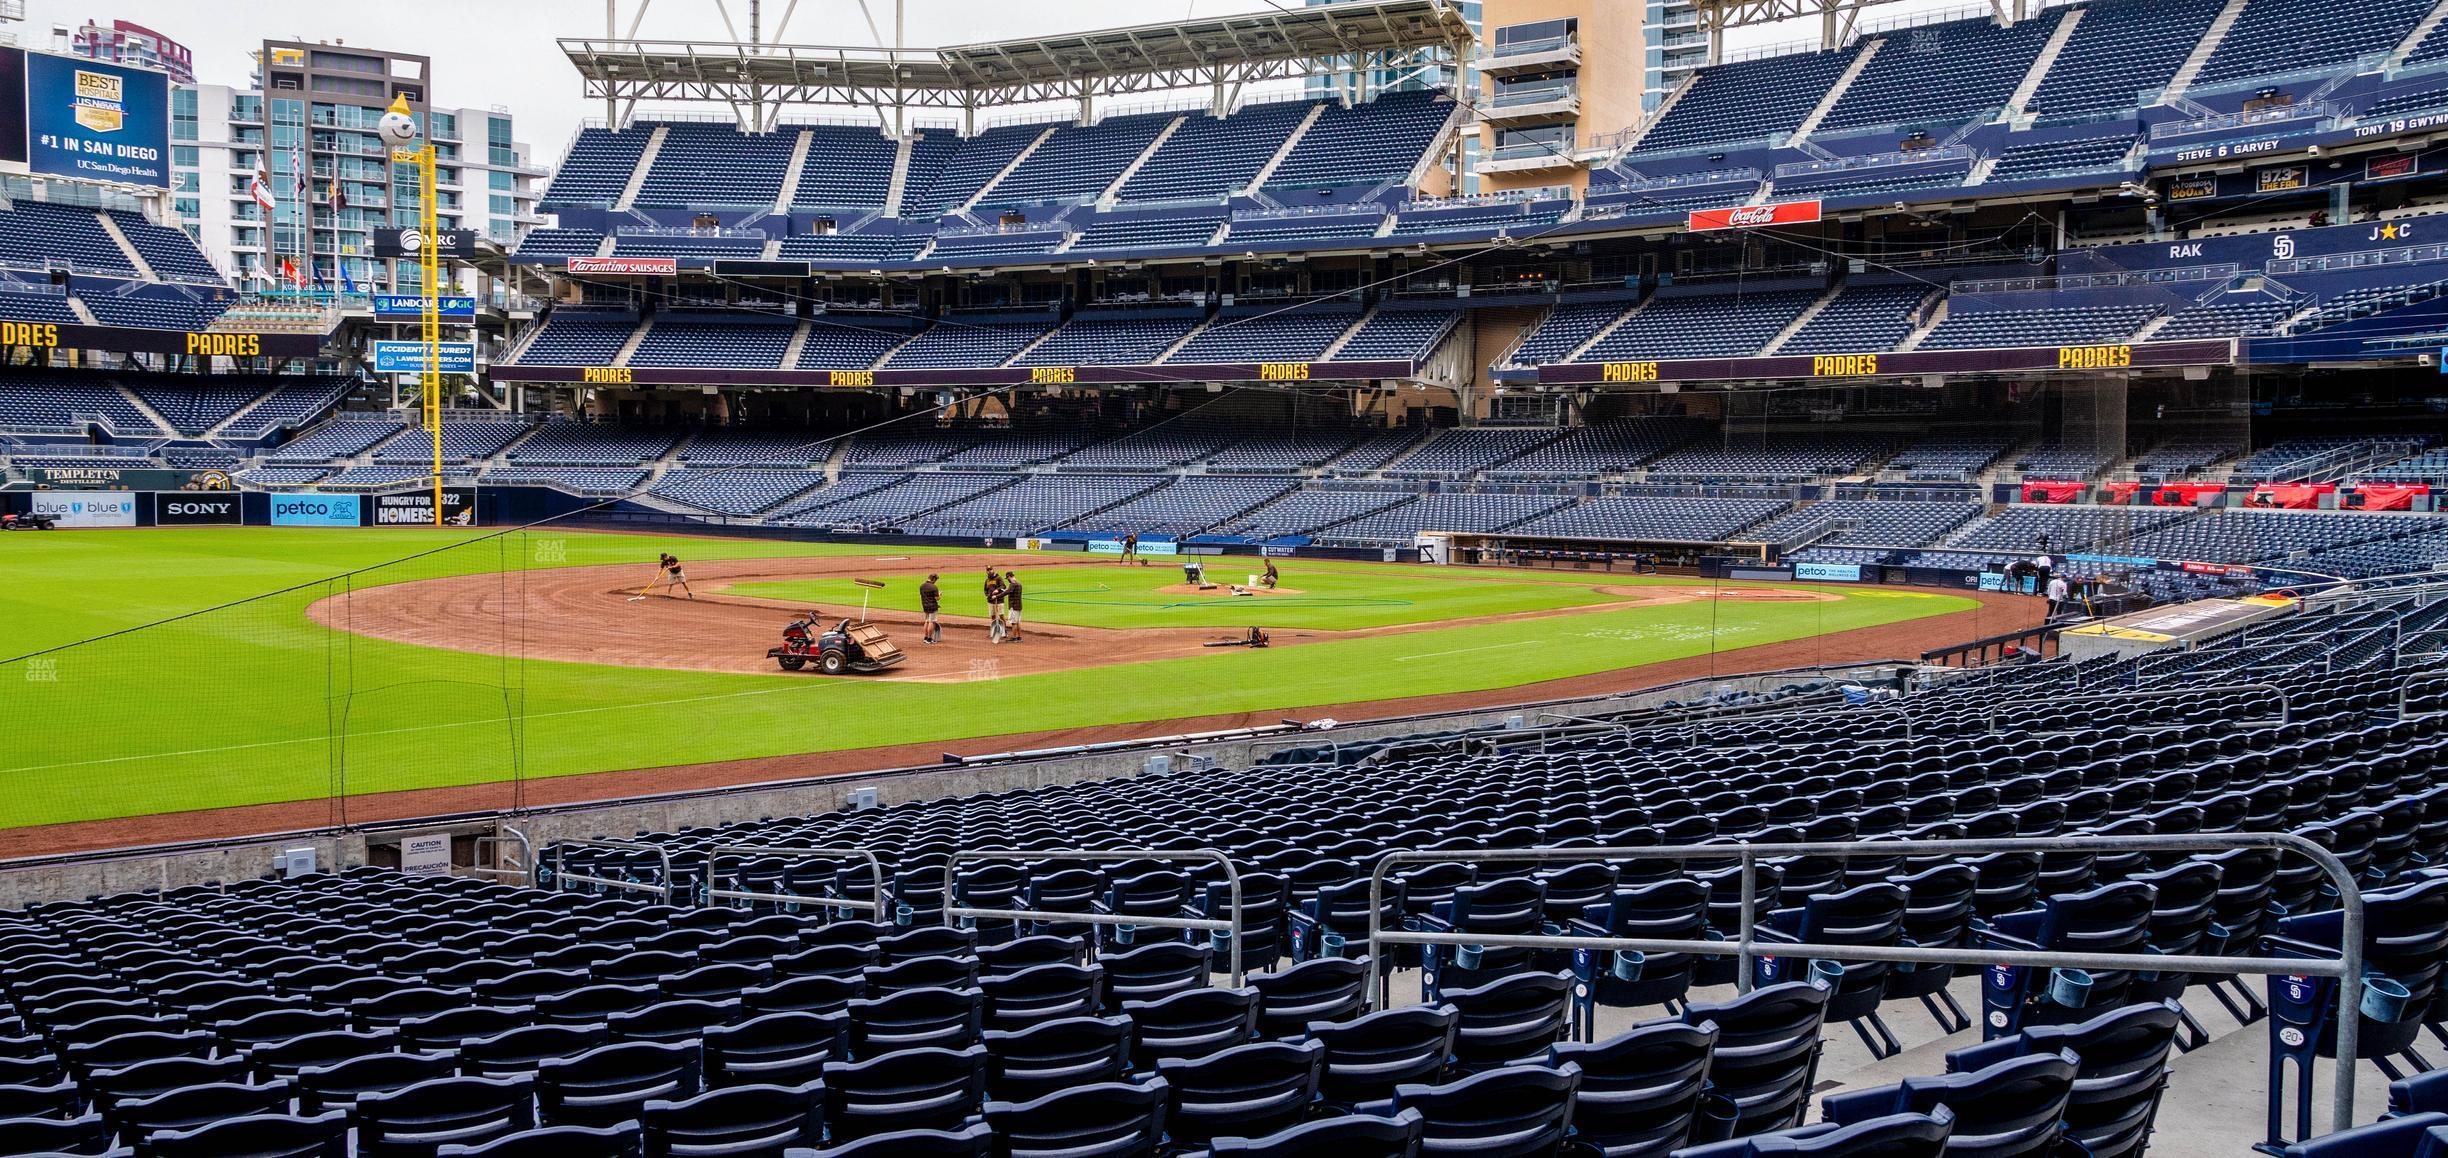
[{"left": 21, "top": 0, "right": 1972, "bottom": 166}]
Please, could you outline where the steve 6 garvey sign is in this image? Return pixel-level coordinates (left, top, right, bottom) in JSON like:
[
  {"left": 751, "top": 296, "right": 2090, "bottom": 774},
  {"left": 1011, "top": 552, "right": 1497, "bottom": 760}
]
[{"left": 1686, "top": 199, "right": 1823, "bottom": 233}]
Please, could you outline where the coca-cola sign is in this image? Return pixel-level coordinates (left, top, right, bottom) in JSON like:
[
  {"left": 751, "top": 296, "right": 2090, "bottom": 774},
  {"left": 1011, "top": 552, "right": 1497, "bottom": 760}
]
[
  {"left": 565, "top": 256, "right": 678, "bottom": 275},
  {"left": 1686, "top": 199, "right": 1824, "bottom": 232}
]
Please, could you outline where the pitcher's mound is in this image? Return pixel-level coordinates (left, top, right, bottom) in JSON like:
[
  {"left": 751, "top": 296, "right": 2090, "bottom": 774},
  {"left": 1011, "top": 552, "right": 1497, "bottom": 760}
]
[{"left": 1153, "top": 582, "right": 1306, "bottom": 598}]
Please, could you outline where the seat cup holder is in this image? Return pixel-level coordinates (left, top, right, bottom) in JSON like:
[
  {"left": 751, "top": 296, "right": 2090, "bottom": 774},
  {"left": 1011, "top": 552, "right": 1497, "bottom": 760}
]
[
  {"left": 2050, "top": 967, "right": 2094, "bottom": 1009},
  {"left": 2363, "top": 976, "right": 2413, "bottom": 1023}
]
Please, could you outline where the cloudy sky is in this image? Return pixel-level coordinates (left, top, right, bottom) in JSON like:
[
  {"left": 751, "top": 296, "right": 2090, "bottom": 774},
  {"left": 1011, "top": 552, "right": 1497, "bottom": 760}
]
[{"left": 22, "top": 0, "right": 1970, "bottom": 162}]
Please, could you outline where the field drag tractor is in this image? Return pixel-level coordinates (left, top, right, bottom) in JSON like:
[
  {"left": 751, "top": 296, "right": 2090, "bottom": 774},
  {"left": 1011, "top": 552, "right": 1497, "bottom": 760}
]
[{"left": 770, "top": 613, "right": 906, "bottom": 674}]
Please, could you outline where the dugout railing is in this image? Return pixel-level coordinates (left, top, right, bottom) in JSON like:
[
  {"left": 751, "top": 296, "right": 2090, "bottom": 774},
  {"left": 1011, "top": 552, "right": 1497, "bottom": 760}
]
[{"left": 1360, "top": 833, "right": 2368, "bottom": 1137}]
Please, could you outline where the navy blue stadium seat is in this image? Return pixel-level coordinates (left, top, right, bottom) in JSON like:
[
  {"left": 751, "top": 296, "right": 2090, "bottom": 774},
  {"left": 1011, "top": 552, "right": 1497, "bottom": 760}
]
[
  {"left": 1674, "top": 1109, "right": 1956, "bottom": 1158},
  {"left": 142, "top": 1109, "right": 350, "bottom": 1158},
  {"left": 820, "top": 1044, "right": 988, "bottom": 1141},
  {"left": 783, "top": 1121, "right": 994, "bottom": 1158},
  {"left": 437, "top": 1121, "right": 646, "bottom": 1157},
  {"left": 640, "top": 1079, "right": 824, "bottom": 1156},
  {"left": 1158, "top": 1038, "right": 1325, "bottom": 1148},
  {"left": 982, "top": 1076, "right": 1170, "bottom": 1158},
  {"left": 1545, "top": 1019, "right": 1719, "bottom": 1158},
  {"left": 1354, "top": 1061, "right": 1581, "bottom": 1158},
  {"left": 1186, "top": 1107, "right": 1426, "bottom": 1157}
]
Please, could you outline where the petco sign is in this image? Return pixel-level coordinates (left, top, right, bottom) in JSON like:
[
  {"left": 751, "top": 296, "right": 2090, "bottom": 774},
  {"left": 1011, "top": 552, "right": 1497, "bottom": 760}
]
[
  {"left": 30, "top": 491, "right": 135, "bottom": 527},
  {"left": 1687, "top": 199, "right": 1823, "bottom": 233},
  {"left": 271, "top": 495, "right": 364, "bottom": 527}
]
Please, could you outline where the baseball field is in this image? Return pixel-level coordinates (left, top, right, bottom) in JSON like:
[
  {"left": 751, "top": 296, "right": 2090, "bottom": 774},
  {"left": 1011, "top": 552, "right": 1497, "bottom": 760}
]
[{"left": 0, "top": 526, "right": 2014, "bottom": 849}]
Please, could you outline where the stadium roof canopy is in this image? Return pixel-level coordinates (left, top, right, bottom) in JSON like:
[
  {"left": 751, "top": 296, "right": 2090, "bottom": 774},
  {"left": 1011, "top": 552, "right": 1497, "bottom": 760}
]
[
  {"left": 562, "top": 0, "right": 1476, "bottom": 129},
  {"left": 1691, "top": 0, "right": 2045, "bottom": 53}
]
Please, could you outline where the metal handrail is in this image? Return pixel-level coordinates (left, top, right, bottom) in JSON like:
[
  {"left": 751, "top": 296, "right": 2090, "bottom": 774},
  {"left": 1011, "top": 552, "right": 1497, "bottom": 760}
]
[
  {"left": 468, "top": 824, "right": 533, "bottom": 886},
  {"left": 1986, "top": 682, "right": 2287, "bottom": 731},
  {"left": 705, "top": 844, "right": 886, "bottom": 915},
  {"left": 941, "top": 847, "right": 1247, "bottom": 983},
  {"left": 2400, "top": 670, "right": 2448, "bottom": 719},
  {"left": 1363, "top": 833, "right": 2367, "bottom": 1132},
  {"left": 548, "top": 837, "right": 675, "bottom": 900}
]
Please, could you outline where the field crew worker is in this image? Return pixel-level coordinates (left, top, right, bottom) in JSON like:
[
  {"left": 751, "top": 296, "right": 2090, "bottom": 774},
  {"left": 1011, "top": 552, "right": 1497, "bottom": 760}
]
[
  {"left": 1122, "top": 533, "right": 1140, "bottom": 565},
  {"left": 1003, "top": 571, "right": 1024, "bottom": 641},
  {"left": 2046, "top": 574, "right": 2071, "bottom": 618},
  {"left": 919, "top": 574, "right": 942, "bottom": 644},
  {"left": 984, "top": 567, "right": 1007, "bottom": 644},
  {"left": 1262, "top": 559, "right": 1279, "bottom": 589},
  {"left": 659, "top": 552, "right": 695, "bottom": 599}
]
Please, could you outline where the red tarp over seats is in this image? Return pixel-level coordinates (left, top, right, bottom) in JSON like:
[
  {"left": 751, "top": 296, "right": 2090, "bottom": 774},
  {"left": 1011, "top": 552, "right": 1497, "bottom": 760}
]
[
  {"left": 2101, "top": 480, "right": 2143, "bottom": 505},
  {"left": 2246, "top": 483, "right": 2335, "bottom": 509},
  {"left": 2350, "top": 484, "right": 2428, "bottom": 511},
  {"left": 2151, "top": 482, "right": 2227, "bottom": 506},
  {"left": 2021, "top": 480, "right": 2086, "bottom": 504}
]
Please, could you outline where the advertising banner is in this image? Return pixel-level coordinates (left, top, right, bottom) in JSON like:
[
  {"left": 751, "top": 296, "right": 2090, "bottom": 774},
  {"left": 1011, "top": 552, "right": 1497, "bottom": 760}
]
[
  {"left": 0, "top": 49, "right": 26, "bottom": 165},
  {"left": 371, "top": 340, "right": 477, "bottom": 374},
  {"left": 23, "top": 51, "right": 167, "bottom": 186},
  {"left": 2368, "top": 154, "right": 2421, "bottom": 183},
  {"left": 371, "top": 228, "right": 478, "bottom": 261},
  {"left": 1088, "top": 538, "right": 1178, "bottom": 557},
  {"left": 2151, "top": 481, "right": 2226, "bottom": 507},
  {"left": 30, "top": 490, "right": 136, "bottom": 527},
  {"left": 24, "top": 464, "right": 204, "bottom": 490},
  {"left": 2020, "top": 480, "right": 2087, "bottom": 504},
  {"left": 566, "top": 256, "right": 677, "bottom": 276},
  {"left": 2350, "top": 483, "right": 2429, "bottom": 511},
  {"left": 2255, "top": 165, "right": 2308, "bottom": 193},
  {"left": 154, "top": 493, "right": 241, "bottom": 525},
  {"left": 269, "top": 494, "right": 364, "bottom": 527},
  {"left": 1687, "top": 199, "right": 1822, "bottom": 233},
  {"left": 2246, "top": 482, "right": 2333, "bottom": 509},
  {"left": 372, "top": 294, "right": 476, "bottom": 318},
  {"left": 372, "top": 487, "right": 477, "bottom": 526},
  {"left": 2101, "top": 480, "right": 2144, "bottom": 505},
  {"left": 2167, "top": 175, "right": 2218, "bottom": 201},
  {"left": 1793, "top": 562, "right": 1863, "bottom": 582}
]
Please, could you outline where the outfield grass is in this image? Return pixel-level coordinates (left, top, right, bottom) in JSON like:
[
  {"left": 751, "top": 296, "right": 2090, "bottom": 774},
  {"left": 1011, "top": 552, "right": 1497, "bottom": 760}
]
[
  {"left": 1, "top": 528, "right": 1974, "bottom": 830},
  {"left": 729, "top": 560, "right": 1633, "bottom": 630}
]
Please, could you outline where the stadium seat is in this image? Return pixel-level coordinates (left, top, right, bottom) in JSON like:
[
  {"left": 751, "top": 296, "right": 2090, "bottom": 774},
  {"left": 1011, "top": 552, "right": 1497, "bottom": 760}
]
[
  {"left": 1353, "top": 1062, "right": 1582, "bottom": 1158},
  {"left": 983, "top": 1014, "right": 1133, "bottom": 1102},
  {"left": 639, "top": 1079, "right": 825, "bottom": 1155},
  {"left": 819, "top": 1044, "right": 989, "bottom": 1141},
  {"left": 1158, "top": 1038, "right": 1326, "bottom": 1148}
]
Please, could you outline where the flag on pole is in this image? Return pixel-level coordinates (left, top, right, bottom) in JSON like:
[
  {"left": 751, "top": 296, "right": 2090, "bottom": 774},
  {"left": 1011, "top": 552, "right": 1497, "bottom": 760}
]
[
  {"left": 341, "top": 260, "right": 361, "bottom": 296},
  {"left": 279, "top": 257, "right": 301, "bottom": 285},
  {"left": 248, "top": 257, "right": 273, "bottom": 287},
  {"left": 326, "top": 181, "right": 346, "bottom": 212},
  {"left": 249, "top": 164, "right": 276, "bottom": 211}
]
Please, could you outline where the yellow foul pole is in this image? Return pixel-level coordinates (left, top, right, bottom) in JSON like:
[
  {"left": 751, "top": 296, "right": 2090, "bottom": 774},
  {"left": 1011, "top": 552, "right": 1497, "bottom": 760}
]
[{"left": 382, "top": 95, "right": 445, "bottom": 528}]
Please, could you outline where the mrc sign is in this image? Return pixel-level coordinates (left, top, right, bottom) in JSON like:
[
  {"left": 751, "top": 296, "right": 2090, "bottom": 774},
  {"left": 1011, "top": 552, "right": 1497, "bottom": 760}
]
[{"left": 1687, "top": 199, "right": 1823, "bottom": 233}]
